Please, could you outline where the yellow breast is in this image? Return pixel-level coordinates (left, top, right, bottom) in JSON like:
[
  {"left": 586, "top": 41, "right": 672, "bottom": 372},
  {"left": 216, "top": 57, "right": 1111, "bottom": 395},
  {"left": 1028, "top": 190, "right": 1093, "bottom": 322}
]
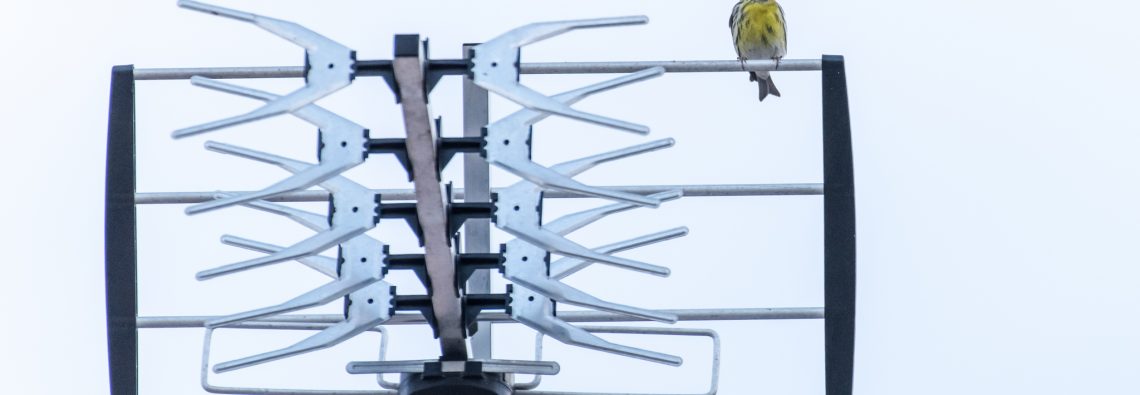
[{"left": 736, "top": 2, "right": 785, "bottom": 50}]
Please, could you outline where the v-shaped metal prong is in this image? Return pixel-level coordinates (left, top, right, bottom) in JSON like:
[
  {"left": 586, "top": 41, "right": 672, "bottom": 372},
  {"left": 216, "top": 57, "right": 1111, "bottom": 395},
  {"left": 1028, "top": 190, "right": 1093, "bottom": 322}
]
[
  {"left": 194, "top": 144, "right": 379, "bottom": 280},
  {"left": 207, "top": 236, "right": 385, "bottom": 328},
  {"left": 212, "top": 281, "right": 392, "bottom": 373},
  {"left": 549, "top": 227, "right": 689, "bottom": 280},
  {"left": 220, "top": 235, "right": 338, "bottom": 278},
  {"left": 509, "top": 286, "right": 682, "bottom": 366},
  {"left": 484, "top": 70, "right": 669, "bottom": 207},
  {"left": 181, "top": 78, "right": 367, "bottom": 215},
  {"left": 472, "top": 17, "right": 652, "bottom": 134},
  {"left": 174, "top": 1, "right": 356, "bottom": 138}
]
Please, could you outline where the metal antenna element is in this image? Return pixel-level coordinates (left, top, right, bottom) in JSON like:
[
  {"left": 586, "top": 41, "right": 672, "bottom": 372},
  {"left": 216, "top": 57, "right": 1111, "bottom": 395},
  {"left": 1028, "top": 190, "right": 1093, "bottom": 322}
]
[
  {"left": 195, "top": 143, "right": 379, "bottom": 280},
  {"left": 484, "top": 68, "right": 667, "bottom": 208},
  {"left": 173, "top": 0, "right": 356, "bottom": 138},
  {"left": 212, "top": 281, "right": 393, "bottom": 373},
  {"left": 494, "top": 141, "right": 677, "bottom": 276},
  {"left": 181, "top": 77, "right": 368, "bottom": 215},
  {"left": 206, "top": 206, "right": 388, "bottom": 328},
  {"left": 493, "top": 141, "right": 687, "bottom": 365},
  {"left": 472, "top": 16, "right": 653, "bottom": 134},
  {"left": 220, "top": 235, "right": 339, "bottom": 278}
]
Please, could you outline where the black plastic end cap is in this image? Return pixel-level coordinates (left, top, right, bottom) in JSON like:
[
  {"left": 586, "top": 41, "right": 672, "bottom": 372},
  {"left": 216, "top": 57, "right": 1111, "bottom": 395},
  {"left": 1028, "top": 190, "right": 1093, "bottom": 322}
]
[{"left": 395, "top": 34, "right": 421, "bottom": 57}]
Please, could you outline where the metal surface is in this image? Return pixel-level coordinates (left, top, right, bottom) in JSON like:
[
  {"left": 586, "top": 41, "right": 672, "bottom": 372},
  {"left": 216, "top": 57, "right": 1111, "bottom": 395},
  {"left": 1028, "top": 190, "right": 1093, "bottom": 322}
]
[
  {"left": 138, "top": 307, "right": 823, "bottom": 329},
  {"left": 206, "top": 199, "right": 388, "bottom": 328},
  {"left": 178, "top": 77, "right": 368, "bottom": 215},
  {"left": 135, "top": 183, "right": 823, "bottom": 204},
  {"left": 520, "top": 327, "right": 720, "bottom": 395},
  {"left": 132, "top": 59, "right": 822, "bottom": 80},
  {"left": 463, "top": 43, "right": 495, "bottom": 360},
  {"left": 213, "top": 281, "right": 392, "bottom": 373},
  {"left": 105, "top": 64, "right": 137, "bottom": 395},
  {"left": 200, "top": 326, "right": 396, "bottom": 395},
  {"left": 484, "top": 67, "right": 666, "bottom": 207},
  {"left": 491, "top": 138, "right": 688, "bottom": 365},
  {"left": 172, "top": 0, "right": 355, "bottom": 138},
  {"left": 346, "top": 359, "right": 559, "bottom": 376},
  {"left": 822, "top": 55, "right": 857, "bottom": 395},
  {"left": 472, "top": 17, "right": 655, "bottom": 134},
  {"left": 193, "top": 143, "right": 378, "bottom": 280},
  {"left": 549, "top": 227, "right": 689, "bottom": 280},
  {"left": 393, "top": 41, "right": 467, "bottom": 359}
]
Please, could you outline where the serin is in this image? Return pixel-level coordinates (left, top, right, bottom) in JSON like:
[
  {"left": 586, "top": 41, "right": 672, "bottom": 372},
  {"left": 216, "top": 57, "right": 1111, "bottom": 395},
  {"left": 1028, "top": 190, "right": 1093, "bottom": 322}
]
[{"left": 730, "top": 0, "right": 788, "bottom": 101}]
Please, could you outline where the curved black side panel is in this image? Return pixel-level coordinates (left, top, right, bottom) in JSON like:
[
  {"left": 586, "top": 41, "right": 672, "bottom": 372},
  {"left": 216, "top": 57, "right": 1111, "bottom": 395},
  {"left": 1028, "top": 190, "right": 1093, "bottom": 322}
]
[
  {"left": 105, "top": 65, "right": 138, "bottom": 395},
  {"left": 822, "top": 55, "right": 856, "bottom": 395}
]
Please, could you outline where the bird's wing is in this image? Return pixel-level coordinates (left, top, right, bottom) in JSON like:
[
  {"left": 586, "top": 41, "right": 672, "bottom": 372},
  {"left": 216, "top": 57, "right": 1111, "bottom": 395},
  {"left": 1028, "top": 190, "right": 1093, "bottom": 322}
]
[
  {"left": 777, "top": 3, "right": 788, "bottom": 55},
  {"left": 730, "top": 1, "right": 744, "bottom": 58}
]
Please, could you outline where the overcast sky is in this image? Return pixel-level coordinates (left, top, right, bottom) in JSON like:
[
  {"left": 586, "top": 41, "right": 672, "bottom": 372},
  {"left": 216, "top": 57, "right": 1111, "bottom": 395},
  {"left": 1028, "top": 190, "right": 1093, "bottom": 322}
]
[{"left": 3, "top": 1, "right": 1139, "bottom": 394}]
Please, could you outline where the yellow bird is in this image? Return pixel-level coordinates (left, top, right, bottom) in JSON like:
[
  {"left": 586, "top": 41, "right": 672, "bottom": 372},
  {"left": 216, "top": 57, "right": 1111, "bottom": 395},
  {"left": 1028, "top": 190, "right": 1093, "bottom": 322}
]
[{"left": 730, "top": 0, "right": 788, "bottom": 101}]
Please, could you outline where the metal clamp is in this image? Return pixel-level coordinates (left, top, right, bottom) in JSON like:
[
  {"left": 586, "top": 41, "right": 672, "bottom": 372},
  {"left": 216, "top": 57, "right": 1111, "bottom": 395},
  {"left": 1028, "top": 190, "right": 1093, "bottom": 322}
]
[
  {"left": 195, "top": 143, "right": 379, "bottom": 280},
  {"left": 173, "top": 0, "right": 356, "bottom": 138},
  {"left": 471, "top": 17, "right": 653, "bottom": 134},
  {"left": 179, "top": 77, "right": 369, "bottom": 215}
]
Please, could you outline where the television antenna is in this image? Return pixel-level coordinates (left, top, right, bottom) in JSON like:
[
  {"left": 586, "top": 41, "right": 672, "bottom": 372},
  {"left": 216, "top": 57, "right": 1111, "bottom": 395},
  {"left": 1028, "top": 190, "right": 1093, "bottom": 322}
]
[{"left": 105, "top": 2, "right": 856, "bottom": 394}]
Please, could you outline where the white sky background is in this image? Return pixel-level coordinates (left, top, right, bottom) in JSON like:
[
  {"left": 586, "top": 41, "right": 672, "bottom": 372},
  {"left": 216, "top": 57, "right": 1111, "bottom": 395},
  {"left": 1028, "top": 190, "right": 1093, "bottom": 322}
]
[{"left": 2, "top": 0, "right": 1139, "bottom": 394}]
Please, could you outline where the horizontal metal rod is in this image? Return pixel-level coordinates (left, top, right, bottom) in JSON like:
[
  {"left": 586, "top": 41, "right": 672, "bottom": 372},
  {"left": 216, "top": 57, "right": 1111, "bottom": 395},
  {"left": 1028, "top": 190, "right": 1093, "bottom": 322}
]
[
  {"left": 132, "top": 59, "right": 820, "bottom": 80},
  {"left": 134, "top": 184, "right": 822, "bottom": 204},
  {"left": 137, "top": 307, "right": 823, "bottom": 329}
]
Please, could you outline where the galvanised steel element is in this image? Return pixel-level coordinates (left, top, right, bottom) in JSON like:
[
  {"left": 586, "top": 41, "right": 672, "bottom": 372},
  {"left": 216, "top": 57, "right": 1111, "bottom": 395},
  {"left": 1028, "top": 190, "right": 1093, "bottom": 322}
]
[
  {"left": 391, "top": 35, "right": 467, "bottom": 360},
  {"left": 138, "top": 307, "right": 825, "bottom": 329},
  {"left": 494, "top": 145, "right": 686, "bottom": 366},
  {"left": 549, "top": 227, "right": 689, "bottom": 280},
  {"left": 172, "top": 0, "right": 356, "bottom": 138},
  {"left": 177, "top": 77, "right": 369, "bottom": 215},
  {"left": 471, "top": 16, "right": 655, "bottom": 134},
  {"left": 213, "top": 279, "right": 393, "bottom": 373},
  {"left": 193, "top": 143, "right": 379, "bottom": 280},
  {"left": 504, "top": 193, "right": 684, "bottom": 323},
  {"left": 132, "top": 59, "right": 821, "bottom": 80},
  {"left": 520, "top": 327, "right": 721, "bottom": 395},
  {"left": 200, "top": 326, "right": 396, "bottom": 395},
  {"left": 205, "top": 198, "right": 388, "bottom": 329},
  {"left": 221, "top": 236, "right": 338, "bottom": 278},
  {"left": 463, "top": 43, "right": 495, "bottom": 360},
  {"left": 346, "top": 359, "right": 559, "bottom": 376},
  {"left": 495, "top": 140, "right": 676, "bottom": 277},
  {"left": 483, "top": 67, "right": 667, "bottom": 207},
  {"left": 133, "top": 183, "right": 824, "bottom": 204}
]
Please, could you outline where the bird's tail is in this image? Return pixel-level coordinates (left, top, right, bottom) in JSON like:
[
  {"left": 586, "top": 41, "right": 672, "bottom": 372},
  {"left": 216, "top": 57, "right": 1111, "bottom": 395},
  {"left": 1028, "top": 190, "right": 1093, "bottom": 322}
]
[{"left": 751, "top": 72, "right": 781, "bottom": 102}]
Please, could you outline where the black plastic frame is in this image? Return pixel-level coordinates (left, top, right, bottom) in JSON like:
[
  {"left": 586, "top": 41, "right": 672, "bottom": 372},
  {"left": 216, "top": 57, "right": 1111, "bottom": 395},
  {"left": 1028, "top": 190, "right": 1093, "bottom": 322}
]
[
  {"left": 103, "top": 56, "right": 856, "bottom": 395},
  {"left": 822, "top": 54, "right": 857, "bottom": 395},
  {"left": 105, "top": 65, "right": 138, "bottom": 395}
]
